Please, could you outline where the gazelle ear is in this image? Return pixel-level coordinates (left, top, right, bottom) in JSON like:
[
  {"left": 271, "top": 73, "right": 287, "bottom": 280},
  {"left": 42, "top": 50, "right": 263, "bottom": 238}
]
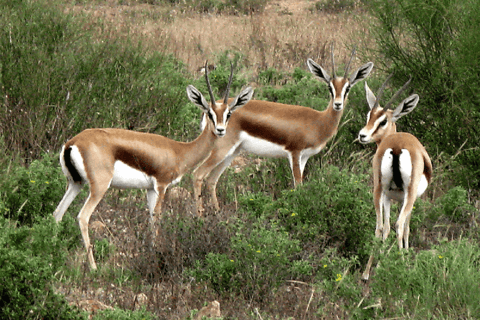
[
  {"left": 186, "top": 85, "right": 210, "bottom": 113},
  {"left": 364, "top": 81, "right": 377, "bottom": 109},
  {"left": 349, "top": 62, "right": 374, "bottom": 87},
  {"left": 307, "top": 58, "right": 331, "bottom": 84},
  {"left": 229, "top": 87, "right": 254, "bottom": 112},
  {"left": 391, "top": 94, "right": 419, "bottom": 122}
]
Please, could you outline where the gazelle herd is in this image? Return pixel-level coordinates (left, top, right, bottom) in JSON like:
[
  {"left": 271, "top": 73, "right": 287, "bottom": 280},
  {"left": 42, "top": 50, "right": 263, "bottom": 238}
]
[{"left": 54, "top": 45, "right": 432, "bottom": 278}]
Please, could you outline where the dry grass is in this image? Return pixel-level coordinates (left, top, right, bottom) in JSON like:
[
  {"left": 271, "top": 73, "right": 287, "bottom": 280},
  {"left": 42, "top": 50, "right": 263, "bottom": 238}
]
[{"left": 67, "top": 0, "right": 373, "bottom": 78}]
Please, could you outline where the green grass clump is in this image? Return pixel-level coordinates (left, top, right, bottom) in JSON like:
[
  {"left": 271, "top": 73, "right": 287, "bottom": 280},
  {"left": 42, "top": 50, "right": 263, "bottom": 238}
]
[
  {"left": 369, "top": 240, "right": 480, "bottom": 319},
  {"left": 0, "top": 216, "right": 82, "bottom": 320}
]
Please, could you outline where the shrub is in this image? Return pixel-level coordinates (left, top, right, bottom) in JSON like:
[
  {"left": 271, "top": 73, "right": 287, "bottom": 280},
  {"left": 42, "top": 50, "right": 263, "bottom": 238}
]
[
  {"left": 0, "top": 153, "right": 66, "bottom": 225},
  {"left": 243, "top": 165, "right": 375, "bottom": 261},
  {"left": 188, "top": 216, "right": 312, "bottom": 300},
  {"left": 366, "top": 0, "right": 480, "bottom": 189},
  {"left": 0, "top": 216, "right": 83, "bottom": 320},
  {"left": 0, "top": 0, "right": 191, "bottom": 161}
]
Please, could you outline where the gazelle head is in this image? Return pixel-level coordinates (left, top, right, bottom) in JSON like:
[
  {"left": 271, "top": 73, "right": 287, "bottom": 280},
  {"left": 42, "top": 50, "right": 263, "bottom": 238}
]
[
  {"left": 358, "top": 75, "right": 420, "bottom": 145},
  {"left": 186, "top": 61, "right": 254, "bottom": 137},
  {"left": 307, "top": 44, "right": 374, "bottom": 112}
]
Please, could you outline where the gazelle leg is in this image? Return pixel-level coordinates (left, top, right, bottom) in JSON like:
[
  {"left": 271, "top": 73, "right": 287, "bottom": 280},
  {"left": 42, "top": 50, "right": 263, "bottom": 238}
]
[
  {"left": 288, "top": 152, "right": 303, "bottom": 187},
  {"left": 382, "top": 196, "right": 391, "bottom": 241},
  {"left": 53, "top": 181, "right": 83, "bottom": 222},
  {"left": 77, "top": 179, "right": 111, "bottom": 270},
  {"left": 362, "top": 187, "right": 384, "bottom": 281}
]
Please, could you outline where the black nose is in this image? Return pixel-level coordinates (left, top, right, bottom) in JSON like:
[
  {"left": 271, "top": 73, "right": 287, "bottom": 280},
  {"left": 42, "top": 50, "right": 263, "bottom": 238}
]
[
  {"left": 334, "top": 102, "right": 342, "bottom": 109},
  {"left": 359, "top": 133, "right": 367, "bottom": 141}
]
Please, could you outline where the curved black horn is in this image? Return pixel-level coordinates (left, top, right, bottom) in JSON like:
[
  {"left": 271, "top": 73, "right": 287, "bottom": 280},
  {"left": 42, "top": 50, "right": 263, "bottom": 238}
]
[
  {"left": 344, "top": 46, "right": 356, "bottom": 77},
  {"left": 223, "top": 62, "right": 235, "bottom": 104},
  {"left": 330, "top": 42, "right": 336, "bottom": 78},
  {"left": 204, "top": 60, "right": 216, "bottom": 105},
  {"left": 383, "top": 77, "right": 412, "bottom": 110},
  {"left": 372, "top": 73, "right": 395, "bottom": 110}
]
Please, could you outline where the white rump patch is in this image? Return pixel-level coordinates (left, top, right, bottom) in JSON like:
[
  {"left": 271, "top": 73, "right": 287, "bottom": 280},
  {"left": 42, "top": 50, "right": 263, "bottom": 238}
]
[
  {"left": 417, "top": 174, "right": 428, "bottom": 197},
  {"left": 398, "top": 149, "right": 412, "bottom": 187},
  {"left": 380, "top": 148, "right": 394, "bottom": 191}
]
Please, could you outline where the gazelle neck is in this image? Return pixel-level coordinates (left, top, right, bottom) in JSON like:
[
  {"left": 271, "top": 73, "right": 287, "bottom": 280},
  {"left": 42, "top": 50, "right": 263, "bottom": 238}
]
[
  {"left": 375, "top": 122, "right": 397, "bottom": 147},
  {"left": 177, "top": 121, "right": 218, "bottom": 172}
]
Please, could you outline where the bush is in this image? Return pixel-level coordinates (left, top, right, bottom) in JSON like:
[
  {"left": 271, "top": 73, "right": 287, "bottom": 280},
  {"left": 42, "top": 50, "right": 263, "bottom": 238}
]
[
  {"left": 366, "top": 0, "right": 480, "bottom": 189},
  {"left": 188, "top": 216, "right": 312, "bottom": 300},
  {"left": 0, "top": 0, "right": 191, "bottom": 161},
  {"left": 243, "top": 165, "right": 375, "bottom": 261},
  {"left": 0, "top": 216, "right": 82, "bottom": 320},
  {"left": 0, "top": 153, "right": 66, "bottom": 225}
]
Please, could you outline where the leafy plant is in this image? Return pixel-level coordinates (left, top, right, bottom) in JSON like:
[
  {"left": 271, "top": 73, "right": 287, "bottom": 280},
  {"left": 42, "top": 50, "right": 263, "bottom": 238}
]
[
  {"left": 243, "top": 165, "right": 375, "bottom": 261},
  {"left": 0, "top": 216, "right": 82, "bottom": 320},
  {"left": 188, "top": 216, "right": 312, "bottom": 300},
  {"left": 0, "top": 153, "right": 66, "bottom": 225},
  {"left": 369, "top": 239, "right": 480, "bottom": 318},
  {"left": 366, "top": 0, "right": 480, "bottom": 189}
]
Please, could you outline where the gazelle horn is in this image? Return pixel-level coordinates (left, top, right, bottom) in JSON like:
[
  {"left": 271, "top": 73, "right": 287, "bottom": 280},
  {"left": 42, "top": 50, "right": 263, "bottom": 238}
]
[
  {"left": 383, "top": 77, "right": 412, "bottom": 111},
  {"left": 223, "top": 62, "right": 235, "bottom": 104},
  {"left": 204, "top": 60, "right": 216, "bottom": 105},
  {"left": 372, "top": 73, "right": 395, "bottom": 110},
  {"left": 344, "top": 46, "right": 357, "bottom": 77},
  {"left": 331, "top": 42, "right": 336, "bottom": 78}
]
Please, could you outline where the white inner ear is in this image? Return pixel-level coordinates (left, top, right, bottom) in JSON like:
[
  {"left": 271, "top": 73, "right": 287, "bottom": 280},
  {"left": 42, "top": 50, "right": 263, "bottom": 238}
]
[{"left": 365, "top": 83, "right": 377, "bottom": 109}]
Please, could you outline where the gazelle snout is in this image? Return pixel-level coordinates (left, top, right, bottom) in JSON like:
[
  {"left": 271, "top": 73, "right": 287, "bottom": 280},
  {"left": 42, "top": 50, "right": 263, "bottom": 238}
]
[
  {"left": 214, "top": 126, "right": 226, "bottom": 137},
  {"left": 358, "top": 129, "right": 372, "bottom": 144}
]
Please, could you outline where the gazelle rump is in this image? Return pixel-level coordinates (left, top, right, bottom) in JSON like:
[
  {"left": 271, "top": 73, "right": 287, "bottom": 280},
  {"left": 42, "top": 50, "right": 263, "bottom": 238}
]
[
  {"left": 358, "top": 76, "right": 433, "bottom": 280},
  {"left": 53, "top": 63, "right": 254, "bottom": 269},
  {"left": 193, "top": 45, "right": 374, "bottom": 214}
]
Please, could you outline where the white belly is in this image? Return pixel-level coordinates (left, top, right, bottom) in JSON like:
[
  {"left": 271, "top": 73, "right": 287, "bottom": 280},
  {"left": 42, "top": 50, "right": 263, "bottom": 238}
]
[
  {"left": 239, "top": 132, "right": 289, "bottom": 158},
  {"left": 110, "top": 161, "right": 155, "bottom": 189}
]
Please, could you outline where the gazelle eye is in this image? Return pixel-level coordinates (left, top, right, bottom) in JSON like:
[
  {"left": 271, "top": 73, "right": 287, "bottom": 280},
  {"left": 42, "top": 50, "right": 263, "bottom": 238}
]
[
  {"left": 379, "top": 119, "right": 388, "bottom": 126},
  {"left": 226, "top": 112, "right": 232, "bottom": 121}
]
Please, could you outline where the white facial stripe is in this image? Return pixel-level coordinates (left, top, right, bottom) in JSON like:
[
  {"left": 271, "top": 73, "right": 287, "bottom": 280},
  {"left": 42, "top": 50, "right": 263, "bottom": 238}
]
[{"left": 373, "top": 114, "right": 388, "bottom": 131}]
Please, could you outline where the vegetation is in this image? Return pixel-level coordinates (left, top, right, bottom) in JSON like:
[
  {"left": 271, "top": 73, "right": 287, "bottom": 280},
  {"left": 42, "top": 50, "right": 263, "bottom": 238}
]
[{"left": 0, "top": 0, "right": 478, "bottom": 319}]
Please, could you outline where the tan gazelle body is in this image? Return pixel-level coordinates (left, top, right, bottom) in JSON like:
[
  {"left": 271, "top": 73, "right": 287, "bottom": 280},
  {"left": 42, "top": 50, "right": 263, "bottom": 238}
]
[
  {"left": 358, "top": 76, "right": 433, "bottom": 280},
  {"left": 193, "top": 45, "right": 374, "bottom": 214},
  {"left": 53, "top": 63, "right": 254, "bottom": 269}
]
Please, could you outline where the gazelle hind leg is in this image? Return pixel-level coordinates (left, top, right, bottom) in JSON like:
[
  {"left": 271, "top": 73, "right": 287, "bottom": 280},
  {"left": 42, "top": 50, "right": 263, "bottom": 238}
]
[
  {"left": 53, "top": 181, "right": 83, "bottom": 222},
  {"left": 77, "top": 180, "right": 111, "bottom": 270}
]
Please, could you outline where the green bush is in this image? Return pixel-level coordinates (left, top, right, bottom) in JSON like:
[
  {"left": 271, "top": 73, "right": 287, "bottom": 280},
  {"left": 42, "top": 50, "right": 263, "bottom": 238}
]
[
  {"left": 0, "top": 153, "right": 66, "bottom": 225},
  {"left": 366, "top": 0, "right": 480, "bottom": 188},
  {"left": 188, "top": 216, "right": 311, "bottom": 300},
  {"left": 243, "top": 165, "right": 375, "bottom": 261},
  {"left": 0, "top": 0, "right": 191, "bottom": 161},
  {"left": 0, "top": 216, "right": 82, "bottom": 320}
]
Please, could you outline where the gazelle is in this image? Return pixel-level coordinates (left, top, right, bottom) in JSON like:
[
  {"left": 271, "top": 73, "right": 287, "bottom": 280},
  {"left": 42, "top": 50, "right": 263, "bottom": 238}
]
[
  {"left": 53, "top": 63, "right": 254, "bottom": 269},
  {"left": 193, "top": 45, "right": 374, "bottom": 214},
  {"left": 358, "top": 76, "right": 433, "bottom": 280}
]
